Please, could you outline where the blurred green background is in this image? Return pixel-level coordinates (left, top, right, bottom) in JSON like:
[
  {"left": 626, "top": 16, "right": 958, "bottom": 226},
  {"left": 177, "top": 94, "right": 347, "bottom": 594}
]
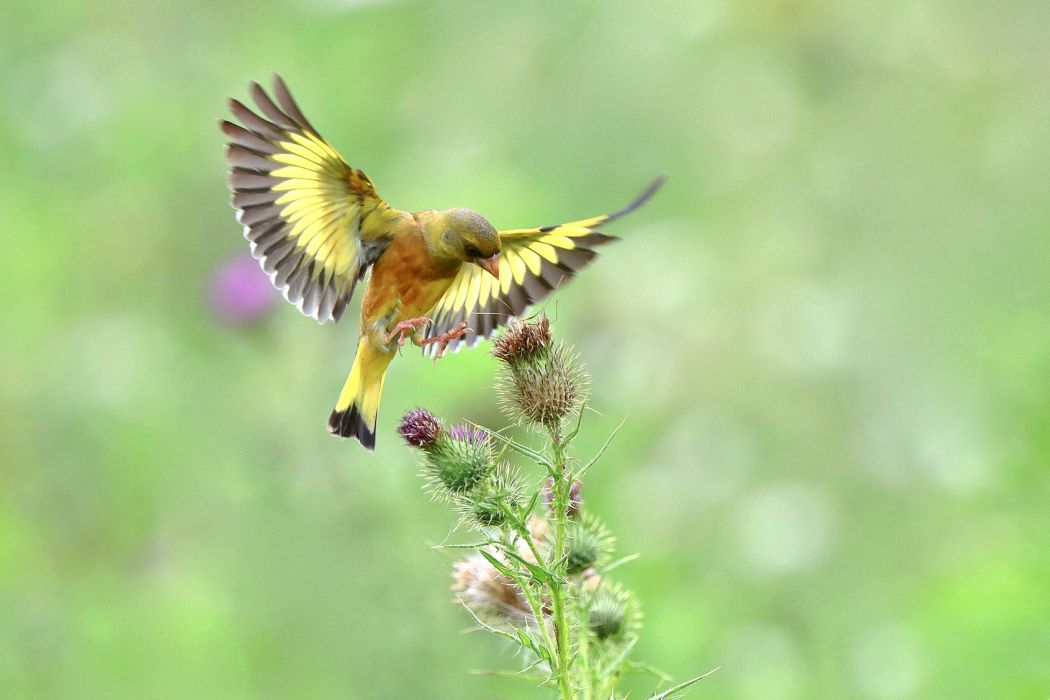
[{"left": 3, "top": 0, "right": 1049, "bottom": 697}]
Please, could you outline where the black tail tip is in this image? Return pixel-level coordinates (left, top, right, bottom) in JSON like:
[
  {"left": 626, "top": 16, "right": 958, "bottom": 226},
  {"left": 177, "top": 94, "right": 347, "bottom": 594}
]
[{"left": 327, "top": 405, "right": 376, "bottom": 450}]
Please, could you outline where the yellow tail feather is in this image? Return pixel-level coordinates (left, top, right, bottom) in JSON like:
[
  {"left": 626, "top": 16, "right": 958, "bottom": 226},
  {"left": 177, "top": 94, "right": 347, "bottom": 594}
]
[{"left": 327, "top": 338, "right": 395, "bottom": 449}]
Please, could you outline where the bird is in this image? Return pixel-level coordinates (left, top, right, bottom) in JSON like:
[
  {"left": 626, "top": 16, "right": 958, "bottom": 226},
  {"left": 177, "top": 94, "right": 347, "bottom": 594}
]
[{"left": 221, "top": 75, "right": 664, "bottom": 449}]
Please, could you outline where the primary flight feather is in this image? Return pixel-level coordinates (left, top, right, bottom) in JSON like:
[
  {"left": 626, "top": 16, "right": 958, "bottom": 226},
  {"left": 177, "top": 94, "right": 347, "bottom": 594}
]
[{"left": 222, "top": 75, "right": 664, "bottom": 449}]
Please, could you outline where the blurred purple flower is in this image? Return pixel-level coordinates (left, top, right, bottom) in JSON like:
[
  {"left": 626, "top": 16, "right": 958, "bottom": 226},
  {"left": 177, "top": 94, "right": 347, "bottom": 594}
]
[{"left": 210, "top": 252, "right": 275, "bottom": 325}]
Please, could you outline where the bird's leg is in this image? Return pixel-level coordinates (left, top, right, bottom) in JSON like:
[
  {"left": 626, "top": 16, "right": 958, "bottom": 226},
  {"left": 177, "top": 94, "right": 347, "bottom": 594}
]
[
  {"left": 386, "top": 316, "right": 432, "bottom": 349},
  {"left": 420, "top": 321, "right": 470, "bottom": 359}
]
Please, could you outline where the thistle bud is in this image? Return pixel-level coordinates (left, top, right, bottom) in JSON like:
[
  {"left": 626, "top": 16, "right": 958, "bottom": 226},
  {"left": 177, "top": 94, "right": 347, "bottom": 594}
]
[
  {"left": 586, "top": 584, "right": 640, "bottom": 642},
  {"left": 456, "top": 464, "right": 526, "bottom": 530},
  {"left": 421, "top": 424, "right": 494, "bottom": 497},
  {"left": 563, "top": 513, "right": 615, "bottom": 575},
  {"left": 493, "top": 316, "right": 588, "bottom": 429},
  {"left": 398, "top": 408, "right": 442, "bottom": 448}
]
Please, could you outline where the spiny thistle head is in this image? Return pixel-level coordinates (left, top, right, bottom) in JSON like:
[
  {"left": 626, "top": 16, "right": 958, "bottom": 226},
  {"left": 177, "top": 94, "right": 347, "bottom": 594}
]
[
  {"left": 492, "top": 315, "right": 551, "bottom": 364},
  {"left": 563, "top": 512, "right": 615, "bottom": 574},
  {"left": 494, "top": 317, "right": 588, "bottom": 429},
  {"left": 421, "top": 425, "right": 494, "bottom": 497},
  {"left": 455, "top": 464, "right": 527, "bottom": 530},
  {"left": 586, "top": 582, "right": 641, "bottom": 642},
  {"left": 398, "top": 408, "right": 442, "bottom": 448},
  {"left": 452, "top": 552, "right": 532, "bottom": 627}
]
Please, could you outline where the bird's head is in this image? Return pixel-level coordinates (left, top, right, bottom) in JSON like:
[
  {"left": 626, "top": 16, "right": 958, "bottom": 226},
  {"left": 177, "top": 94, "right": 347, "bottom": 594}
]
[{"left": 441, "top": 208, "right": 501, "bottom": 278}]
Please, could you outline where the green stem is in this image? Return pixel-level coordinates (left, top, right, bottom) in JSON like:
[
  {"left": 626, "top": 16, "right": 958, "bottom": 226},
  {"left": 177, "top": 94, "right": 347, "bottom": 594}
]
[
  {"left": 548, "top": 422, "right": 574, "bottom": 699},
  {"left": 575, "top": 592, "right": 594, "bottom": 700},
  {"left": 503, "top": 509, "right": 560, "bottom": 668}
]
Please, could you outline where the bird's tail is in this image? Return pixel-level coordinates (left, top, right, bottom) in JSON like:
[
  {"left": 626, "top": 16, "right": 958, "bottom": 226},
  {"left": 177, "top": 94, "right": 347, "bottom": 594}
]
[{"left": 327, "top": 338, "right": 396, "bottom": 449}]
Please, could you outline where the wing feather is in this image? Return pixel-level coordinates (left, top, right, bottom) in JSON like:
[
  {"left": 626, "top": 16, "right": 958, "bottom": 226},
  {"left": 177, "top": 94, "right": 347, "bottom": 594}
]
[
  {"left": 222, "top": 75, "right": 404, "bottom": 323},
  {"left": 424, "top": 176, "right": 665, "bottom": 356}
]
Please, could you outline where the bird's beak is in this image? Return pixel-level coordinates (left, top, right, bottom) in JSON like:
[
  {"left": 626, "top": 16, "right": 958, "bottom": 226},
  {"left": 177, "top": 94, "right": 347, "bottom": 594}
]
[{"left": 476, "top": 254, "right": 500, "bottom": 279}]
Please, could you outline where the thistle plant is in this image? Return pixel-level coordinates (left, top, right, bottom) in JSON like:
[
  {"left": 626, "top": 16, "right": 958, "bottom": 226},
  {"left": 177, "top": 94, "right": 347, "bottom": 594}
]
[{"left": 399, "top": 316, "right": 715, "bottom": 699}]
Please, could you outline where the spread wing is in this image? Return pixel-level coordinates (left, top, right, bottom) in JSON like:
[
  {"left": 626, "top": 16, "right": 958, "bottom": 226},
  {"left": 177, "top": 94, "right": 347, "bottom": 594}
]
[
  {"left": 425, "top": 176, "right": 665, "bottom": 356},
  {"left": 221, "top": 75, "right": 404, "bottom": 323}
]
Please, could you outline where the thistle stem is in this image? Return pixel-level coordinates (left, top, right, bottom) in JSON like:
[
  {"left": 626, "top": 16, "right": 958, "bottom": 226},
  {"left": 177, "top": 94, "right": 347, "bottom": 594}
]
[
  {"left": 548, "top": 422, "right": 574, "bottom": 700},
  {"left": 502, "top": 508, "right": 560, "bottom": 671}
]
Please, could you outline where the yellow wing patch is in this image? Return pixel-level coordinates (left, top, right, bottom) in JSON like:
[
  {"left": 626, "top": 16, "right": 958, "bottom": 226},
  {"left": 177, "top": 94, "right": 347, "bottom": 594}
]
[
  {"left": 222, "top": 75, "right": 401, "bottom": 323},
  {"left": 425, "top": 176, "right": 665, "bottom": 355}
]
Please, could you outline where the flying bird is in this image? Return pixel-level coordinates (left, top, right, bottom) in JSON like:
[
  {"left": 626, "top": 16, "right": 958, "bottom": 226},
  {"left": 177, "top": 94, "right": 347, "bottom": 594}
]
[{"left": 221, "top": 75, "right": 664, "bottom": 449}]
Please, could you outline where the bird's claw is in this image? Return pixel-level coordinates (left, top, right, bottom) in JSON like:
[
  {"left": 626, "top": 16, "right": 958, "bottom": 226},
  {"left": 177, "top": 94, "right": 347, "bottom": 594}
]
[
  {"left": 421, "top": 321, "right": 470, "bottom": 360},
  {"left": 387, "top": 316, "right": 432, "bottom": 349}
]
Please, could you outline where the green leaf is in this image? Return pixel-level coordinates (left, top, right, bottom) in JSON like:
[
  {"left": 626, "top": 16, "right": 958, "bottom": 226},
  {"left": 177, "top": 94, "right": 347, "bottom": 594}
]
[
  {"left": 454, "top": 597, "right": 519, "bottom": 645},
  {"left": 562, "top": 401, "right": 588, "bottom": 445},
  {"left": 647, "top": 667, "right": 721, "bottom": 700},
  {"left": 519, "top": 490, "right": 540, "bottom": 520},
  {"left": 468, "top": 669, "right": 547, "bottom": 684},
  {"left": 515, "top": 628, "right": 553, "bottom": 664},
  {"left": 575, "top": 415, "right": 628, "bottom": 479},
  {"left": 502, "top": 548, "right": 562, "bottom": 586},
  {"left": 602, "top": 552, "right": 641, "bottom": 573},
  {"left": 623, "top": 660, "right": 673, "bottom": 682},
  {"left": 430, "top": 539, "right": 500, "bottom": 550},
  {"left": 476, "top": 424, "right": 552, "bottom": 468},
  {"left": 479, "top": 549, "right": 520, "bottom": 580}
]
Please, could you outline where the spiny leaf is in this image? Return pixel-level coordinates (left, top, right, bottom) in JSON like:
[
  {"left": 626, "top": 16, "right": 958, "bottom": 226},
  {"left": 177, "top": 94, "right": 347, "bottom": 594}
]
[
  {"left": 475, "top": 423, "right": 552, "bottom": 467},
  {"left": 502, "top": 547, "right": 563, "bottom": 586},
  {"left": 469, "top": 669, "right": 547, "bottom": 684},
  {"left": 602, "top": 552, "right": 641, "bottom": 574},
  {"left": 430, "top": 539, "right": 500, "bottom": 550},
  {"left": 479, "top": 549, "right": 521, "bottom": 581},
  {"left": 647, "top": 667, "right": 721, "bottom": 700},
  {"left": 575, "top": 414, "right": 628, "bottom": 479},
  {"left": 515, "top": 628, "right": 553, "bottom": 664},
  {"left": 455, "top": 596, "right": 519, "bottom": 645}
]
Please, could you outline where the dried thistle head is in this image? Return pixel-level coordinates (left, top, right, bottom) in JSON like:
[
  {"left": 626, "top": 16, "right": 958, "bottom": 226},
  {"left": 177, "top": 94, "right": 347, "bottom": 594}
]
[
  {"left": 586, "top": 582, "right": 641, "bottom": 642},
  {"left": 492, "top": 315, "right": 588, "bottom": 429},
  {"left": 496, "top": 342, "right": 589, "bottom": 429},
  {"left": 528, "top": 514, "right": 551, "bottom": 544},
  {"left": 452, "top": 552, "right": 532, "bottom": 627},
  {"left": 398, "top": 408, "right": 442, "bottom": 448},
  {"left": 492, "top": 316, "right": 551, "bottom": 364}
]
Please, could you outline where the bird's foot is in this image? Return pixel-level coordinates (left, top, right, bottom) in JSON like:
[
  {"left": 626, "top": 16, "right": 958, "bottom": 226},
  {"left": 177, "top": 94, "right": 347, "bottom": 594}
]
[
  {"left": 387, "top": 316, "right": 432, "bottom": 348},
  {"left": 421, "top": 321, "right": 470, "bottom": 359}
]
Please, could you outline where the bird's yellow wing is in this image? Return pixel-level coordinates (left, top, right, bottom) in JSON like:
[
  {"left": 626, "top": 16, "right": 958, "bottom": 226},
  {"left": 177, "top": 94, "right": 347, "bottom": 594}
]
[
  {"left": 222, "top": 75, "right": 403, "bottom": 323},
  {"left": 425, "top": 176, "right": 665, "bottom": 356}
]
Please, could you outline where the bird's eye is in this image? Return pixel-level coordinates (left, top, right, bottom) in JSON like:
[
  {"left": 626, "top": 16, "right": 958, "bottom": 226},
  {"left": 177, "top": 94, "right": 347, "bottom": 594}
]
[{"left": 464, "top": 244, "right": 481, "bottom": 258}]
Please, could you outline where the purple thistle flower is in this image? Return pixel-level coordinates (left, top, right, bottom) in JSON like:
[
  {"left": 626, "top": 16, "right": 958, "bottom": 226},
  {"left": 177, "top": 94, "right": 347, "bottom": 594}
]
[
  {"left": 210, "top": 252, "right": 275, "bottom": 325},
  {"left": 398, "top": 408, "right": 442, "bottom": 448},
  {"left": 448, "top": 424, "right": 488, "bottom": 445}
]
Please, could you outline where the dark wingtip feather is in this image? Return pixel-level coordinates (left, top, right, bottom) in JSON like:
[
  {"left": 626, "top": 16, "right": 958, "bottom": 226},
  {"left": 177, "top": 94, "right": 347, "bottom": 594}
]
[{"left": 604, "top": 173, "right": 667, "bottom": 224}]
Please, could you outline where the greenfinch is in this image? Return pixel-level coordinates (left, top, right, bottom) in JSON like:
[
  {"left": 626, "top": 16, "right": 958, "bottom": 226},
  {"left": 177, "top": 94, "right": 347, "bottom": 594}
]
[{"left": 222, "top": 76, "right": 663, "bottom": 449}]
